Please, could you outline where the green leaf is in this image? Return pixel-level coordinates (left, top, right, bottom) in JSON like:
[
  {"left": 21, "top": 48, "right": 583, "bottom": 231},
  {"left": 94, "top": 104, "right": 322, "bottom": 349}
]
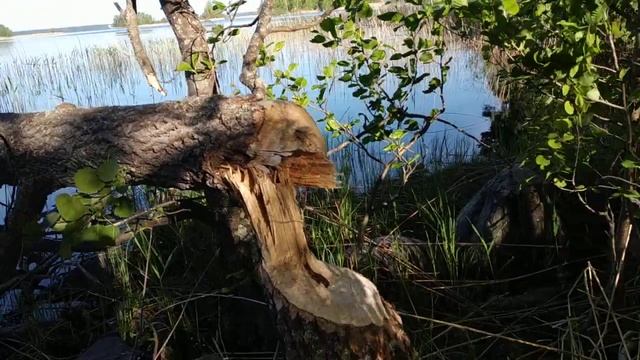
[
  {"left": 619, "top": 68, "right": 629, "bottom": 80},
  {"left": 45, "top": 212, "right": 61, "bottom": 227},
  {"left": 97, "top": 160, "right": 118, "bottom": 183},
  {"left": 52, "top": 220, "right": 68, "bottom": 232},
  {"left": 564, "top": 101, "right": 575, "bottom": 115},
  {"left": 452, "top": 0, "right": 468, "bottom": 8},
  {"left": 535, "top": 155, "right": 551, "bottom": 169},
  {"left": 320, "top": 18, "right": 337, "bottom": 38},
  {"left": 569, "top": 65, "right": 579, "bottom": 78},
  {"left": 586, "top": 87, "right": 600, "bottom": 101},
  {"left": 378, "top": 11, "right": 401, "bottom": 22},
  {"left": 358, "top": 2, "right": 373, "bottom": 18},
  {"left": 176, "top": 62, "right": 194, "bottom": 73},
  {"left": 114, "top": 199, "right": 135, "bottom": 218},
  {"left": 362, "top": 39, "right": 378, "bottom": 50},
  {"left": 274, "top": 41, "right": 285, "bottom": 52},
  {"left": 419, "top": 51, "right": 434, "bottom": 63},
  {"left": 622, "top": 160, "right": 640, "bottom": 169},
  {"left": 326, "top": 116, "right": 341, "bottom": 131},
  {"left": 548, "top": 138, "right": 562, "bottom": 149},
  {"left": 310, "top": 34, "right": 326, "bottom": 43},
  {"left": 77, "top": 225, "right": 120, "bottom": 244},
  {"left": 211, "top": 1, "right": 226, "bottom": 11},
  {"left": 574, "top": 31, "right": 584, "bottom": 41},
  {"left": 553, "top": 178, "right": 567, "bottom": 188},
  {"left": 56, "top": 194, "right": 87, "bottom": 222},
  {"left": 611, "top": 20, "right": 623, "bottom": 39},
  {"left": 562, "top": 84, "right": 570, "bottom": 96},
  {"left": 352, "top": 88, "right": 367, "bottom": 97},
  {"left": 502, "top": 0, "right": 520, "bottom": 16},
  {"left": 75, "top": 168, "right": 105, "bottom": 194},
  {"left": 371, "top": 49, "right": 386, "bottom": 61},
  {"left": 389, "top": 129, "right": 405, "bottom": 140}
]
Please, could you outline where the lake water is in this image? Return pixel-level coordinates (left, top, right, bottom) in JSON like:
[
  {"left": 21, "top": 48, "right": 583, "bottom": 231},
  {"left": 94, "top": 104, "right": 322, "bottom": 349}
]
[{"left": 0, "top": 18, "right": 501, "bottom": 224}]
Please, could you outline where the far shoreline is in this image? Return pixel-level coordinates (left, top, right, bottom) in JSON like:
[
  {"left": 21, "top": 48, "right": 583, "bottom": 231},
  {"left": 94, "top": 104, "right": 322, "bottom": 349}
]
[{"left": 0, "top": 32, "right": 67, "bottom": 42}]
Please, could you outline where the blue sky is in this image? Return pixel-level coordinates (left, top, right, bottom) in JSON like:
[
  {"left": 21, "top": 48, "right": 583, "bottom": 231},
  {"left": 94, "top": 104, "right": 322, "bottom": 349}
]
[{"left": 0, "top": 0, "right": 260, "bottom": 31}]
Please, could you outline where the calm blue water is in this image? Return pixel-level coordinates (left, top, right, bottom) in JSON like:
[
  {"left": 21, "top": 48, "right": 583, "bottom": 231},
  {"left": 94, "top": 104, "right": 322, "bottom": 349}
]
[{"left": 0, "top": 20, "right": 501, "bottom": 224}]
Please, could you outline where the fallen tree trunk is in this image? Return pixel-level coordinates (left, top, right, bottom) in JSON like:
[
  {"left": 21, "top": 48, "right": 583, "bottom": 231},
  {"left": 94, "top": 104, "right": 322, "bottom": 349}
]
[
  {"left": 0, "top": 96, "right": 412, "bottom": 357},
  {"left": 0, "top": 96, "right": 331, "bottom": 189}
]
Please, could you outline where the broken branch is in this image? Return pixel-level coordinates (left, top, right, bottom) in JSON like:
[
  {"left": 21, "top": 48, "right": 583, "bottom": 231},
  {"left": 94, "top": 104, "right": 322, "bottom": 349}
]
[{"left": 114, "top": 1, "right": 167, "bottom": 96}]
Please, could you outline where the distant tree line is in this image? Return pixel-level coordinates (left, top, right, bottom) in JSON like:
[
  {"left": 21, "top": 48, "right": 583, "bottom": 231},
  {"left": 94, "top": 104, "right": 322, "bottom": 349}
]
[
  {"left": 200, "top": 0, "right": 334, "bottom": 19},
  {"left": 0, "top": 24, "right": 12, "bottom": 37},
  {"left": 273, "top": 0, "right": 333, "bottom": 14},
  {"left": 112, "top": 12, "right": 161, "bottom": 27}
]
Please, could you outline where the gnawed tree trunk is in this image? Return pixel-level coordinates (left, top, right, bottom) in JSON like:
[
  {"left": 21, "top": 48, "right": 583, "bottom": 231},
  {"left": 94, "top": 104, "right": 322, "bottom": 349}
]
[
  {"left": 160, "top": 0, "right": 218, "bottom": 96},
  {"left": 223, "top": 168, "right": 411, "bottom": 358},
  {"left": 0, "top": 96, "right": 412, "bottom": 356}
]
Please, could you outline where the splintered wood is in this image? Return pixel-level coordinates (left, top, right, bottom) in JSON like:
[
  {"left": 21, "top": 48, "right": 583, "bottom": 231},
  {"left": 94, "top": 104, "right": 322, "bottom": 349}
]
[
  {"left": 222, "top": 167, "right": 389, "bottom": 325},
  {"left": 222, "top": 167, "right": 411, "bottom": 358}
]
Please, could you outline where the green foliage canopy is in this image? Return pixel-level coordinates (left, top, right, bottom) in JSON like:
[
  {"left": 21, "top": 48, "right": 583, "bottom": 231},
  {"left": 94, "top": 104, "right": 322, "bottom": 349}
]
[{"left": 439, "top": 0, "right": 640, "bottom": 197}]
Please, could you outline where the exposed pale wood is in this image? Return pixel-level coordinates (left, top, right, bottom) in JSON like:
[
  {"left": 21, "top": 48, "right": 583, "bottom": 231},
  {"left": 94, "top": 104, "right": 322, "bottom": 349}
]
[{"left": 222, "top": 167, "right": 411, "bottom": 358}]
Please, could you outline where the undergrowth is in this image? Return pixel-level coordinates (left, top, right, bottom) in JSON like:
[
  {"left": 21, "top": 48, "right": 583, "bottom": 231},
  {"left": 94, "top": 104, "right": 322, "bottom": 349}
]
[{"left": 2, "top": 138, "right": 639, "bottom": 359}]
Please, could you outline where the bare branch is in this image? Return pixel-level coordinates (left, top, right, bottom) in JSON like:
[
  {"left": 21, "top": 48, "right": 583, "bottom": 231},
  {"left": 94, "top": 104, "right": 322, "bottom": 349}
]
[
  {"left": 227, "top": 15, "right": 259, "bottom": 30},
  {"left": 240, "top": 0, "right": 273, "bottom": 98},
  {"left": 406, "top": 112, "right": 490, "bottom": 148},
  {"left": 270, "top": 8, "right": 335, "bottom": 33},
  {"left": 115, "top": 1, "right": 167, "bottom": 96}
]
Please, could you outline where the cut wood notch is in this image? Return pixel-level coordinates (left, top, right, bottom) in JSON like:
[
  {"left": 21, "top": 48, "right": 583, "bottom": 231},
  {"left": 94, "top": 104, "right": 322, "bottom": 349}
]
[{"left": 218, "top": 103, "right": 411, "bottom": 358}]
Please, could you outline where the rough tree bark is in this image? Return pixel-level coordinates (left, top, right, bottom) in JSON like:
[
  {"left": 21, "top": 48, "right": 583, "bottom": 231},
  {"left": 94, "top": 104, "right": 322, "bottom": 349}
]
[
  {"left": 0, "top": 97, "right": 412, "bottom": 357},
  {"left": 160, "top": 0, "right": 218, "bottom": 96},
  {"left": 0, "top": 97, "right": 328, "bottom": 188}
]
